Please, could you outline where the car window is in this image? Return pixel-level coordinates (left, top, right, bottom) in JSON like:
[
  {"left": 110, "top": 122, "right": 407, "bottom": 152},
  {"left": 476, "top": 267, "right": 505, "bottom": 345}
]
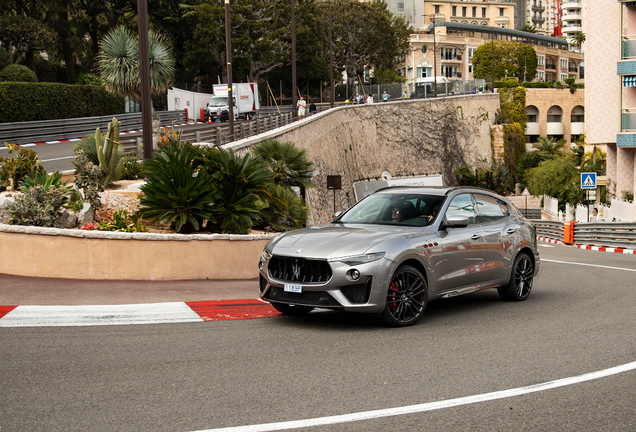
[
  {"left": 444, "top": 194, "right": 476, "bottom": 225},
  {"left": 474, "top": 194, "right": 508, "bottom": 223},
  {"left": 338, "top": 193, "right": 444, "bottom": 226}
]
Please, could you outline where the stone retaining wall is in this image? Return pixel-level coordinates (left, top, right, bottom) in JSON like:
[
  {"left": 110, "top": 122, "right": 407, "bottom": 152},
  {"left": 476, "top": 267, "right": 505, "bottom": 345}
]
[{"left": 0, "top": 224, "right": 276, "bottom": 280}]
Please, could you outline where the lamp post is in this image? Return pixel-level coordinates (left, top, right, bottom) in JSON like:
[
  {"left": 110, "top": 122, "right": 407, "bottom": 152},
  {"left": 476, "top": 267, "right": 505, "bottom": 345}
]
[
  {"left": 137, "top": 0, "right": 153, "bottom": 159},
  {"left": 291, "top": 0, "right": 297, "bottom": 119},
  {"left": 329, "top": 0, "right": 334, "bottom": 108},
  {"left": 225, "top": 0, "right": 234, "bottom": 139},
  {"left": 422, "top": 14, "right": 438, "bottom": 98}
]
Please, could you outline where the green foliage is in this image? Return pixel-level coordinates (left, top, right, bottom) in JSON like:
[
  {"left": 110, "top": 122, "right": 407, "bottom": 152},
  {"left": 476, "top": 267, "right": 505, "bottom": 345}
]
[
  {"left": 456, "top": 164, "right": 512, "bottom": 196},
  {"left": 32, "top": 56, "right": 65, "bottom": 83},
  {"left": 98, "top": 26, "right": 175, "bottom": 98},
  {"left": 527, "top": 155, "right": 585, "bottom": 205},
  {"left": 521, "top": 81, "right": 553, "bottom": 88},
  {"left": 135, "top": 142, "right": 218, "bottom": 233},
  {"left": 250, "top": 139, "right": 315, "bottom": 189},
  {"left": 72, "top": 149, "right": 104, "bottom": 211},
  {"left": 473, "top": 41, "right": 538, "bottom": 82},
  {"left": 372, "top": 68, "right": 407, "bottom": 84},
  {"left": 253, "top": 184, "right": 308, "bottom": 232},
  {"left": 76, "top": 73, "right": 102, "bottom": 86},
  {"left": 0, "top": 82, "right": 124, "bottom": 123},
  {"left": 18, "top": 171, "right": 72, "bottom": 196},
  {"left": 622, "top": 190, "right": 634, "bottom": 202},
  {"left": 8, "top": 185, "right": 68, "bottom": 227},
  {"left": 0, "top": 64, "right": 38, "bottom": 82},
  {"left": 0, "top": 143, "right": 46, "bottom": 191},
  {"left": 73, "top": 132, "right": 101, "bottom": 166},
  {"left": 120, "top": 152, "right": 142, "bottom": 180},
  {"left": 520, "top": 25, "right": 538, "bottom": 33},
  {"left": 0, "top": 47, "right": 10, "bottom": 71},
  {"left": 98, "top": 209, "right": 147, "bottom": 232}
]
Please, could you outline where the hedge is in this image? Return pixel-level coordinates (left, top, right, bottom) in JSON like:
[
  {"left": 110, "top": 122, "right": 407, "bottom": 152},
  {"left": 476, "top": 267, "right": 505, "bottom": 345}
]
[{"left": 0, "top": 82, "right": 124, "bottom": 123}]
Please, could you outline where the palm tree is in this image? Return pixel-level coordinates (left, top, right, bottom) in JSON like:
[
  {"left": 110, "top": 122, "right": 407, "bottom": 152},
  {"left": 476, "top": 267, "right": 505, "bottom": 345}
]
[
  {"left": 572, "top": 32, "right": 586, "bottom": 52},
  {"left": 520, "top": 25, "right": 538, "bottom": 34},
  {"left": 251, "top": 139, "right": 315, "bottom": 189},
  {"left": 532, "top": 136, "right": 564, "bottom": 155},
  {"left": 97, "top": 26, "right": 175, "bottom": 151}
]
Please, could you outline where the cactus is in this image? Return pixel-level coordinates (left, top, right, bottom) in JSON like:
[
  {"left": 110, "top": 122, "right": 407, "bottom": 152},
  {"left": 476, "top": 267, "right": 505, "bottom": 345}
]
[{"left": 96, "top": 118, "right": 124, "bottom": 186}]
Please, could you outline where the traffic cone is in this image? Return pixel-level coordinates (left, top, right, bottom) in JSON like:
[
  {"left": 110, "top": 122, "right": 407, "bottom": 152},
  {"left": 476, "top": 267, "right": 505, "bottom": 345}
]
[{"left": 208, "top": 117, "right": 211, "bottom": 124}]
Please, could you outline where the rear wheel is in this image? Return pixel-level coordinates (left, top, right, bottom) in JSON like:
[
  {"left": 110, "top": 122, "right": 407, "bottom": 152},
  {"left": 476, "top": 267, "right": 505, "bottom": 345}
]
[
  {"left": 498, "top": 253, "right": 534, "bottom": 301},
  {"left": 380, "top": 265, "right": 427, "bottom": 327},
  {"left": 271, "top": 302, "right": 314, "bottom": 316}
]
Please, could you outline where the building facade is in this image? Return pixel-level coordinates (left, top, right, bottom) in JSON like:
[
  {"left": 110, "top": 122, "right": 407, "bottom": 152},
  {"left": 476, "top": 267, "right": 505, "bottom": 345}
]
[{"left": 400, "top": 22, "right": 584, "bottom": 94}]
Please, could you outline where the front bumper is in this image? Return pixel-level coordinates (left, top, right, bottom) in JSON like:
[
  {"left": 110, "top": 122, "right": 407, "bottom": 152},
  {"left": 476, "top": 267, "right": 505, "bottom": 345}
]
[{"left": 258, "top": 255, "right": 391, "bottom": 314}]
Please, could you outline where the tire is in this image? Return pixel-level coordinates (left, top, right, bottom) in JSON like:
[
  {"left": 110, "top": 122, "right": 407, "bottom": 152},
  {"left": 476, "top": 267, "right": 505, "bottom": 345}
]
[
  {"left": 271, "top": 302, "right": 314, "bottom": 316},
  {"left": 498, "top": 253, "right": 534, "bottom": 301},
  {"left": 380, "top": 265, "right": 427, "bottom": 327},
  {"left": 203, "top": 112, "right": 209, "bottom": 122}
]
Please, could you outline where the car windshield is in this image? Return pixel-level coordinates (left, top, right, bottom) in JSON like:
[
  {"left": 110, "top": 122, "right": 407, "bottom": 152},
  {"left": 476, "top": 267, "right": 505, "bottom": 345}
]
[
  {"left": 337, "top": 192, "right": 446, "bottom": 227},
  {"left": 209, "top": 97, "right": 228, "bottom": 107}
]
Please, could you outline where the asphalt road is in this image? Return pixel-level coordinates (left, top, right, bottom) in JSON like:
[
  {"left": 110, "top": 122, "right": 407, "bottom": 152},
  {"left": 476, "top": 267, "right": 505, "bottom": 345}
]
[
  {"left": 1, "top": 243, "right": 636, "bottom": 432},
  {"left": 0, "top": 141, "right": 77, "bottom": 174}
]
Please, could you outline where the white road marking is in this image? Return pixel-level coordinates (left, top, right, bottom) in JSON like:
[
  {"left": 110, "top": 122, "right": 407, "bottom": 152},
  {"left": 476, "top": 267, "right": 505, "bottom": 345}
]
[
  {"left": 542, "top": 259, "right": 636, "bottom": 273},
  {"left": 196, "top": 360, "right": 636, "bottom": 432},
  {"left": 41, "top": 156, "right": 75, "bottom": 162},
  {"left": 0, "top": 302, "right": 203, "bottom": 327},
  {"left": 539, "top": 244, "right": 555, "bottom": 248}
]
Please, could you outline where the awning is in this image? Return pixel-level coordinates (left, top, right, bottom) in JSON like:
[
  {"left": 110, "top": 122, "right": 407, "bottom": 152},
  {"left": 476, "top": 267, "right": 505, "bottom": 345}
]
[
  {"left": 623, "top": 75, "right": 636, "bottom": 86},
  {"left": 624, "top": 1, "right": 636, "bottom": 7}
]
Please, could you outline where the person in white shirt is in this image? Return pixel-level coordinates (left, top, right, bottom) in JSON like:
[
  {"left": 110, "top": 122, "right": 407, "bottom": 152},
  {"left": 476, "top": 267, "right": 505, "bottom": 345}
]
[
  {"left": 366, "top": 94, "right": 373, "bottom": 104},
  {"left": 297, "top": 96, "right": 306, "bottom": 119}
]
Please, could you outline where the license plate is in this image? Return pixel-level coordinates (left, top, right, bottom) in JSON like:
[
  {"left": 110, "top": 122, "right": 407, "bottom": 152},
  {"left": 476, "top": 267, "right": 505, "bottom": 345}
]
[{"left": 284, "top": 284, "right": 303, "bottom": 293}]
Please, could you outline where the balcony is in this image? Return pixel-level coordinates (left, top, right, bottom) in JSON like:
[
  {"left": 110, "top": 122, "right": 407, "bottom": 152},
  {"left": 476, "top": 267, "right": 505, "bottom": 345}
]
[
  {"left": 545, "top": 63, "right": 556, "bottom": 71},
  {"left": 495, "top": 16, "right": 510, "bottom": 24},
  {"left": 621, "top": 39, "right": 636, "bottom": 59},
  {"left": 563, "top": 12, "right": 583, "bottom": 21},
  {"left": 546, "top": 122, "right": 564, "bottom": 135},
  {"left": 526, "top": 123, "right": 540, "bottom": 135},
  {"left": 532, "top": 16, "right": 545, "bottom": 24},
  {"left": 440, "top": 54, "right": 462, "bottom": 62},
  {"left": 617, "top": 132, "right": 636, "bottom": 148},
  {"left": 431, "top": 13, "right": 445, "bottom": 21},
  {"left": 621, "top": 112, "right": 636, "bottom": 131},
  {"left": 569, "top": 66, "right": 578, "bottom": 73},
  {"left": 532, "top": 4, "right": 545, "bottom": 12},
  {"left": 571, "top": 122, "right": 584, "bottom": 135},
  {"left": 563, "top": 0, "right": 582, "bottom": 9}
]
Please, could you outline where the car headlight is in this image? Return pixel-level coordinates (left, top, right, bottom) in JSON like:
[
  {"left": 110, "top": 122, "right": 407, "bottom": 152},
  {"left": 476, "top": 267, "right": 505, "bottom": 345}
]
[
  {"left": 330, "top": 252, "right": 385, "bottom": 266},
  {"left": 260, "top": 249, "right": 272, "bottom": 263}
]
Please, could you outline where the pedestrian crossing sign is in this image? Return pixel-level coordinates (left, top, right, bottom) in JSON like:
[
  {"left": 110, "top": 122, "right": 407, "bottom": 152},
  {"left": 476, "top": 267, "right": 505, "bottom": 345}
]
[{"left": 581, "top": 172, "right": 597, "bottom": 189}]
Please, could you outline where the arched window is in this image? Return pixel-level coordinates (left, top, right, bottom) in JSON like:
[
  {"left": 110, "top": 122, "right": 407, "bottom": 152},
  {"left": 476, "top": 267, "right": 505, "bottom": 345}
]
[
  {"left": 526, "top": 105, "right": 539, "bottom": 123},
  {"left": 571, "top": 105, "right": 584, "bottom": 123},
  {"left": 547, "top": 106, "right": 563, "bottom": 123}
]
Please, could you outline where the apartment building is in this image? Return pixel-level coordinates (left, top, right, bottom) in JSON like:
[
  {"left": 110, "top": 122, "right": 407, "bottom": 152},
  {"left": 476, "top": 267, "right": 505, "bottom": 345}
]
[
  {"left": 588, "top": 0, "right": 636, "bottom": 208},
  {"left": 400, "top": 22, "right": 583, "bottom": 92}
]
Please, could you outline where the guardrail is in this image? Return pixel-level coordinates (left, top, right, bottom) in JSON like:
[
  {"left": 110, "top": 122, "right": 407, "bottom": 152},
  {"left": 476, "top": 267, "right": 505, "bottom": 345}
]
[
  {"left": 532, "top": 220, "right": 564, "bottom": 242},
  {"left": 0, "top": 111, "right": 187, "bottom": 146},
  {"left": 533, "top": 219, "right": 636, "bottom": 249}
]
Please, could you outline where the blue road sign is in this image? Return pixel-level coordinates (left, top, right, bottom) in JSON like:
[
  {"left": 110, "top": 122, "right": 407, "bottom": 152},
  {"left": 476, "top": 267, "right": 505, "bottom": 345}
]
[{"left": 581, "top": 172, "right": 597, "bottom": 189}]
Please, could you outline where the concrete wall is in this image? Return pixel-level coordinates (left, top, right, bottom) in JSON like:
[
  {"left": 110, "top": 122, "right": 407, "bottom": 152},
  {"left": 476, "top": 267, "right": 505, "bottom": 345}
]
[
  {"left": 224, "top": 94, "right": 499, "bottom": 225},
  {"left": 0, "top": 225, "right": 275, "bottom": 280}
]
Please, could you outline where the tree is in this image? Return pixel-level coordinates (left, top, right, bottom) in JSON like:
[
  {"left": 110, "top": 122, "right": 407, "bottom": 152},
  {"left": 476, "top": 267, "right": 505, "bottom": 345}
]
[
  {"left": 251, "top": 139, "right": 315, "bottom": 189},
  {"left": 0, "top": 15, "right": 55, "bottom": 68},
  {"left": 527, "top": 154, "right": 585, "bottom": 205},
  {"left": 520, "top": 24, "right": 537, "bottom": 34},
  {"left": 572, "top": 31, "right": 586, "bottom": 51},
  {"left": 473, "top": 41, "right": 537, "bottom": 82},
  {"left": 532, "top": 136, "right": 564, "bottom": 155}
]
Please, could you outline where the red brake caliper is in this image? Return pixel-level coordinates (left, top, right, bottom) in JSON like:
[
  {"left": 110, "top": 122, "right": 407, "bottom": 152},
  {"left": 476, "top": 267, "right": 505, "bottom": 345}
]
[{"left": 388, "top": 282, "right": 398, "bottom": 311}]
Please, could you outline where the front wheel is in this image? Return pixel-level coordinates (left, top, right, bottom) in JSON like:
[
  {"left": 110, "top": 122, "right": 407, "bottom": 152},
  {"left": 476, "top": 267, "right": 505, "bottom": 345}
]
[
  {"left": 271, "top": 302, "right": 314, "bottom": 316},
  {"left": 380, "top": 265, "right": 427, "bottom": 327},
  {"left": 498, "top": 253, "right": 534, "bottom": 301}
]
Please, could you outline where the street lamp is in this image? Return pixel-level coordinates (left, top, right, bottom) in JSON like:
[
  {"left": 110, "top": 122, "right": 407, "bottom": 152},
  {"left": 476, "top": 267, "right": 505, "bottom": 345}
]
[{"left": 422, "top": 14, "right": 438, "bottom": 98}]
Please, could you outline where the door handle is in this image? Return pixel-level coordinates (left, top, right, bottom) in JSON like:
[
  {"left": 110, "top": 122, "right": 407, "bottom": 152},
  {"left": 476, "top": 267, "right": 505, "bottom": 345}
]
[
  {"left": 471, "top": 234, "right": 482, "bottom": 240},
  {"left": 506, "top": 227, "right": 517, "bottom": 234}
]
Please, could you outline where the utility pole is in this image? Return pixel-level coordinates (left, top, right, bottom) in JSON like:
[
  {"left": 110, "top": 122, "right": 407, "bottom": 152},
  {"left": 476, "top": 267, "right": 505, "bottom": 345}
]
[
  {"left": 329, "top": 0, "right": 334, "bottom": 108},
  {"left": 137, "top": 0, "right": 153, "bottom": 159},
  {"left": 225, "top": 0, "right": 234, "bottom": 140},
  {"left": 291, "top": 0, "right": 297, "bottom": 119}
]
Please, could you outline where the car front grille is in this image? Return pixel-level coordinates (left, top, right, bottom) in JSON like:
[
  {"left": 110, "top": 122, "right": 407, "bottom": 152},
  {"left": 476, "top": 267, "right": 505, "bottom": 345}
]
[
  {"left": 340, "top": 278, "right": 373, "bottom": 304},
  {"left": 264, "top": 286, "right": 341, "bottom": 308},
  {"left": 268, "top": 256, "right": 332, "bottom": 283}
]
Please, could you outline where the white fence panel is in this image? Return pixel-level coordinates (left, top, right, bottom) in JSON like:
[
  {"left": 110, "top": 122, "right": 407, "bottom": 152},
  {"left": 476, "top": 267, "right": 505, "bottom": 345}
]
[
  {"left": 611, "top": 198, "right": 635, "bottom": 222},
  {"left": 575, "top": 204, "right": 588, "bottom": 222},
  {"left": 565, "top": 203, "right": 575, "bottom": 221},
  {"left": 543, "top": 195, "right": 558, "bottom": 217},
  {"left": 598, "top": 203, "right": 612, "bottom": 222}
]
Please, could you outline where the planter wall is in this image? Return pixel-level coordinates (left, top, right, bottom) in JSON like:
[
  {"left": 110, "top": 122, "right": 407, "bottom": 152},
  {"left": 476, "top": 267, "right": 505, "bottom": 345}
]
[{"left": 0, "top": 224, "right": 276, "bottom": 280}]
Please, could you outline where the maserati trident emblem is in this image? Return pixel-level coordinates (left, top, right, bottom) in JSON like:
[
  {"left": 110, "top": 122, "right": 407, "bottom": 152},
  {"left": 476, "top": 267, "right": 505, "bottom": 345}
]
[{"left": 291, "top": 261, "right": 301, "bottom": 281}]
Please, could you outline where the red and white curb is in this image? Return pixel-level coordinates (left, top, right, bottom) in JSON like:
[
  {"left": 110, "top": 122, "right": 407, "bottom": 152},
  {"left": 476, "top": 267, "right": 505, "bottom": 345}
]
[
  {"left": 576, "top": 245, "right": 636, "bottom": 254},
  {"left": 0, "top": 299, "right": 281, "bottom": 328},
  {"left": 538, "top": 236, "right": 561, "bottom": 245}
]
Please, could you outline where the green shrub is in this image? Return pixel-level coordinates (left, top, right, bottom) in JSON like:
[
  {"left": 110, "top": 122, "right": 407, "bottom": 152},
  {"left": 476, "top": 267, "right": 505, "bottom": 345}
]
[
  {"left": 0, "top": 82, "right": 124, "bottom": 122},
  {"left": 253, "top": 184, "right": 308, "bottom": 232},
  {"left": 98, "top": 209, "right": 147, "bottom": 232},
  {"left": 8, "top": 185, "right": 68, "bottom": 227},
  {"left": 76, "top": 73, "right": 102, "bottom": 86},
  {"left": 19, "top": 171, "right": 72, "bottom": 195},
  {"left": 0, "top": 144, "right": 46, "bottom": 191},
  {"left": 0, "top": 64, "right": 38, "bottom": 83},
  {"left": 120, "top": 152, "right": 142, "bottom": 180},
  {"left": 32, "top": 56, "right": 64, "bottom": 83},
  {"left": 521, "top": 81, "right": 553, "bottom": 88},
  {"left": 0, "top": 47, "right": 10, "bottom": 71},
  {"left": 72, "top": 149, "right": 104, "bottom": 210},
  {"left": 135, "top": 142, "right": 218, "bottom": 233}
]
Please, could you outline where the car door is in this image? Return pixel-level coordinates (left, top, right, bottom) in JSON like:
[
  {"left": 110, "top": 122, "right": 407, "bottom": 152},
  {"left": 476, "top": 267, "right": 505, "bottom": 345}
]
[
  {"left": 431, "top": 193, "right": 484, "bottom": 294},
  {"left": 474, "top": 193, "right": 516, "bottom": 284}
]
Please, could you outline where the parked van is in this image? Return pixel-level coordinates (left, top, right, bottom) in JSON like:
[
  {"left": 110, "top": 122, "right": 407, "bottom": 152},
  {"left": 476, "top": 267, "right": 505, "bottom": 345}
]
[{"left": 205, "top": 83, "right": 260, "bottom": 121}]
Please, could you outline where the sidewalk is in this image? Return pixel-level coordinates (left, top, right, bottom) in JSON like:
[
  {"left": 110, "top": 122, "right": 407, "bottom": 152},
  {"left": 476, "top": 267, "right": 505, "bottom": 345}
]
[{"left": 0, "top": 273, "right": 259, "bottom": 306}]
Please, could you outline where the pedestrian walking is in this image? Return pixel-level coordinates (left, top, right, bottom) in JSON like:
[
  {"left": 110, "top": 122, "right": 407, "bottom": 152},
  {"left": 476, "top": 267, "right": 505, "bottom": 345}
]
[
  {"left": 382, "top": 91, "right": 389, "bottom": 102},
  {"left": 309, "top": 100, "right": 317, "bottom": 115},
  {"left": 367, "top": 94, "right": 373, "bottom": 104},
  {"left": 297, "top": 96, "right": 306, "bottom": 119}
]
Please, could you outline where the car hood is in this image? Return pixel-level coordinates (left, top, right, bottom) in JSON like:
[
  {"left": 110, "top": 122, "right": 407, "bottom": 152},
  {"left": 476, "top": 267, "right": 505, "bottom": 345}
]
[{"left": 267, "top": 223, "right": 425, "bottom": 259}]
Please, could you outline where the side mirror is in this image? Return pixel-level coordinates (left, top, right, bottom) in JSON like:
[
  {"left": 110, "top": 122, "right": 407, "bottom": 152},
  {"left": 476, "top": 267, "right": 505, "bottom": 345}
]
[
  {"left": 206, "top": 103, "right": 209, "bottom": 107},
  {"left": 442, "top": 215, "right": 469, "bottom": 229},
  {"left": 332, "top": 211, "right": 344, "bottom": 221}
]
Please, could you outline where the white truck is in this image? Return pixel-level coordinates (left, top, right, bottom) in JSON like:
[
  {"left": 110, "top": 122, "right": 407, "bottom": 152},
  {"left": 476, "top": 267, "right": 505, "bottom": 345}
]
[{"left": 205, "top": 83, "right": 260, "bottom": 122}]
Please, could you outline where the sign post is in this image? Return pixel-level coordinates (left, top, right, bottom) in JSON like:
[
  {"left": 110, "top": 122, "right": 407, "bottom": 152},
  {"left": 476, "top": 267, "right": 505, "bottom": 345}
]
[
  {"left": 327, "top": 175, "right": 342, "bottom": 215},
  {"left": 581, "top": 172, "right": 597, "bottom": 222},
  {"left": 522, "top": 187, "right": 531, "bottom": 218}
]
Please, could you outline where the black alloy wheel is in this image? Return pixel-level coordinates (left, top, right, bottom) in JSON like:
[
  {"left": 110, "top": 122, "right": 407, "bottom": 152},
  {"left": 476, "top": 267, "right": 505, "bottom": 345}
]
[
  {"left": 270, "top": 302, "right": 314, "bottom": 316},
  {"left": 381, "top": 265, "right": 427, "bottom": 327},
  {"left": 498, "top": 253, "right": 534, "bottom": 301}
]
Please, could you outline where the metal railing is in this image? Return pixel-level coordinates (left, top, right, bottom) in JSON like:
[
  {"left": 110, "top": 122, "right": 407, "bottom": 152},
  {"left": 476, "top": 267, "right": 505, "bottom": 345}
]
[
  {"left": 0, "top": 111, "right": 187, "bottom": 146},
  {"left": 532, "top": 220, "right": 564, "bottom": 242},
  {"left": 533, "top": 219, "right": 636, "bottom": 249}
]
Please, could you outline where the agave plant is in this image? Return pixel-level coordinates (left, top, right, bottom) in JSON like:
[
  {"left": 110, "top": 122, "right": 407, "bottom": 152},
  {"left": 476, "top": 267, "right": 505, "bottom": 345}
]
[
  {"left": 134, "top": 142, "right": 217, "bottom": 233},
  {"left": 19, "top": 171, "right": 72, "bottom": 194}
]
